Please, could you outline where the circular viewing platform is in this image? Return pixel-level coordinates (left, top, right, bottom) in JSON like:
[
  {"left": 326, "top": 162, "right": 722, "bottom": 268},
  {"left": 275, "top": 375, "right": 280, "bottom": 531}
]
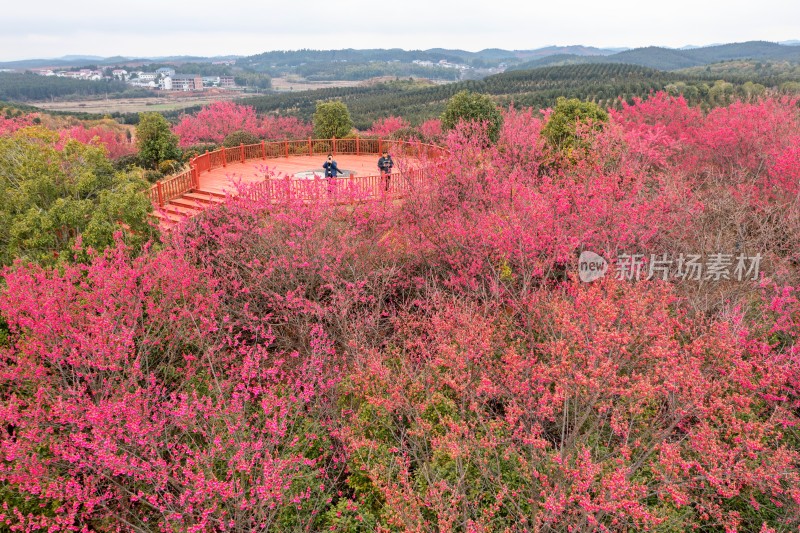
[{"left": 149, "top": 138, "right": 445, "bottom": 229}]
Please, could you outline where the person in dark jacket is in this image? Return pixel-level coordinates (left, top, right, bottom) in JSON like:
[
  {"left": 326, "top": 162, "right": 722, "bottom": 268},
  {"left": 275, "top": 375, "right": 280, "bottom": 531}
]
[
  {"left": 377, "top": 150, "right": 394, "bottom": 191},
  {"left": 322, "top": 154, "right": 343, "bottom": 179}
]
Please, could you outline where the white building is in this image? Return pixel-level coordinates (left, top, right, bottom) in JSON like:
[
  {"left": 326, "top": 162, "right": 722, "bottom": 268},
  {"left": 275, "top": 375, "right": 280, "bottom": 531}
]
[{"left": 170, "top": 75, "right": 203, "bottom": 91}]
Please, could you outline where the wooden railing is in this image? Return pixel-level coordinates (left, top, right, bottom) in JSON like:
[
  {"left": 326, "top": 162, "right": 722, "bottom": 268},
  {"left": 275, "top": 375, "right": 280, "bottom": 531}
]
[
  {"left": 237, "top": 167, "right": 431, "bottom": 204},
  {"left": 146, "top": 168, "right": 195, "bottom": 206},
  {"left": 148, "top": 138, "right": 446, "bottom": 207}
]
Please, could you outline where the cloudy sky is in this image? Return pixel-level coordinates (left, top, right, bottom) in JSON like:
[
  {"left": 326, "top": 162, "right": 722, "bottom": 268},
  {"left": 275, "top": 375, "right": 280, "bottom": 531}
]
[{"left": 2, "top": 0, "right": 798, "bottom": 61}]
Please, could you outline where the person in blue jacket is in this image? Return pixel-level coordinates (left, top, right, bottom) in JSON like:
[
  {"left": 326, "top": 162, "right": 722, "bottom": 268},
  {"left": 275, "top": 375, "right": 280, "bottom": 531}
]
[
  {"left": 377, "top": 150, "right": 394, "bottom": 191},
  {"left": 322, "top": 154, "right": 343, "bottom": 179}
]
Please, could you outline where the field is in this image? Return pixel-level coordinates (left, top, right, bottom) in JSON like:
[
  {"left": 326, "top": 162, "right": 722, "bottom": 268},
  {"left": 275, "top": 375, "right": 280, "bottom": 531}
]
[
  {"left": 28, "top": 77, "right": 364, "bottom": 115},
  {"left": 30, "top": 88, "right": 255, "bottom": 114},
  {"left": 269, "top": 75, "right": 363, "bottom": 92}
]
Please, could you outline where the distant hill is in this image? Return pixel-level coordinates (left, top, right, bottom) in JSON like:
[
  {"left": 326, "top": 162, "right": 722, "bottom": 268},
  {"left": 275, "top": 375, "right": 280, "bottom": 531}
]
[
  {"left": 613, "top": 41, "right": 800, "bottom": 70},
  {"left": 57, "top": 55, "right": 106, "bottom": 61},
  {"left": 0, "top": 46, "right": 626, "bottom": 72},
  {"left": 509, "top": 54, "right": 607, "bottom": 69},
  {"left": 426, "top": 46, "right": 622, "bottom": 60},
  {"left": 0, "top": 55, "right": 242, "bottom": 70},
  {"left": 5, "top": 42, "right": 799, "bottom": 81},
  {"left": 511, "top": 41, "right": 800, "bottom": 71},
  {"left": 675, "top": 59, "right": 800, "bottom": 82},
  {"left": 609, "top": 47, "right": 701, "bottom": 70},
  {"left": 513, "top": 45, "right": 621, "bottom": 58},
  {"left": 685, "top": 41, "right": 800, "bottom": 62}
]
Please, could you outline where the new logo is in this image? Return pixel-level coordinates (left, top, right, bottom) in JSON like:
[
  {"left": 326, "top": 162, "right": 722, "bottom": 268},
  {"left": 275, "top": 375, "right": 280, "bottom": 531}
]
[{"left": 578, "top": 251, "right": 609, "bottom": 282}]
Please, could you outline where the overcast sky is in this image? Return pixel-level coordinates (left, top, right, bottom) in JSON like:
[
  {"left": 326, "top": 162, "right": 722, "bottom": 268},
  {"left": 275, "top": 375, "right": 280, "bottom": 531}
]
[{"left": 2, "top": 0, "right": 798, "bottom": 61}]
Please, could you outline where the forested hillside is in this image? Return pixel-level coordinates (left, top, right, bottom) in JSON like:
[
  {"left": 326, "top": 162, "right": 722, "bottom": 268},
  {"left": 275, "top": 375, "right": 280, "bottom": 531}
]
[
  {"left": 234, "top": 63, "right": 787, "bottom": 128},
  {"left": 0, "top": 72, "right": 148, "bottom": 101}
]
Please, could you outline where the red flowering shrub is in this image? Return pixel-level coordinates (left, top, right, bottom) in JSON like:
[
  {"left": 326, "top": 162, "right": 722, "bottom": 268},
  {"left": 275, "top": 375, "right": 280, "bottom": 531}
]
[
  {"left": 58, "top": 124, "right": 136, "bottom": 159},
  {"left": 0, "top": 114, "right": 38, "bottom": 136},
  {"left": 173, "top": 101, "right": 311, "bottom": 148},
  {"left": 364, "top": 116, "right": 410, "bottom": 137},
  {"left": 0, "top": 238, "right": 345, "bottom": 531},
  {"left": 258, "top": 114, "right": 312, "bottom": 141},
  {"left": 339, "top": 278, "right": 799, "bottom": 532},
  {"left": 173, "top": 101, "right": 260, "bottom": 147},
  {"left": 418, "top": 118, "right": 443, "bottom": 140}
]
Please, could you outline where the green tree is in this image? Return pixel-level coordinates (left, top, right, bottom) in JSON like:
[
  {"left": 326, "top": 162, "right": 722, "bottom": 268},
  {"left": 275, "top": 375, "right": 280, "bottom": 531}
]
[
  {"left": 136, "top": 112, "right": 180, "bottom": 170},
  {"left": 739, "top": 81, "right": 766, "bottom": 101},
  {"left": 222, "top": 130, "right": 260, "bottom": 148},
  {"left": 780, "top": 81, "right": 800, "bottom": 94},
  {"left": 707, "top": 80, "right": 735, "bottom": 107},
  {"left": 441, "top": 90, "right": 503, "bottom": 142},
  {"left": 0, "top": 127, "right": 156, "bottom": 266},
  {"left": 313, "top": 101, "right": 353, "bottom": 139},
  {"left": 541, "top": 97, "right": 609, "bottom": 152}
]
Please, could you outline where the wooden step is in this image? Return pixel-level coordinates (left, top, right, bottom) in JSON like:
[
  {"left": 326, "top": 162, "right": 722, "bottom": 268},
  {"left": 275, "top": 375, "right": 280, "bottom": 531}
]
[
  {"left": 168, "top": 196, "right": 224, "bottom": 211},
  {"left": 196, "top": 186, "right": 232, "bottom": 197},
  {"left": 163, "top": 203, "right": 203, "bottom": 217},
  {"left": 169, "top": 197, "right": 207, "bottom": 210},
  {"left": 153, "top": 210, "right": 190, "bottom": 223},
  {"left": 149, "top": 211, "right": 176, "bottom": 230},
  {"left": 193, "top": 188, "right": 227, "bottom": 198},
  {"left": 182, "top": 191, "right": 227, "bottom": 204}
]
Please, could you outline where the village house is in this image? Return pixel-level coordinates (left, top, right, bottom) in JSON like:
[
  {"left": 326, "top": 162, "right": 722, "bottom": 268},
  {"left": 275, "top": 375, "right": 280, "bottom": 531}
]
[{"left": 168, "top": 75, "right": 203, "bottom": 91}]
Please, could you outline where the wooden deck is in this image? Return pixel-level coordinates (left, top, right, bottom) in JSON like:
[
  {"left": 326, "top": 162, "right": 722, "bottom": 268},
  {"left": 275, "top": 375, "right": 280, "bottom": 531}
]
[
  {"left": 199, "top": 154, "right": 390, "bottom": 195},
  {"left": 152, "top": 154, "right": 404, "bottom": 229}
]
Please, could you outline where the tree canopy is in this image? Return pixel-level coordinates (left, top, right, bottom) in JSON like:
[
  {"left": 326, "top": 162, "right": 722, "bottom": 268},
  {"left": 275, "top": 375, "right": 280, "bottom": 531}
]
[
  {"left": 441, "top": 90, "right": 504, "bottom": 142},
  {"left": 541, "top": 96, "right": 609, "bottom": 151},
  {"left": 0, "top": 127, "right": 155, "bottom": 266},
  {"left": 312, "top": 100, "right": 353, "bottom": 139},
  {"left": 136, "top": 112, "right": 180, "bottom": 169}
]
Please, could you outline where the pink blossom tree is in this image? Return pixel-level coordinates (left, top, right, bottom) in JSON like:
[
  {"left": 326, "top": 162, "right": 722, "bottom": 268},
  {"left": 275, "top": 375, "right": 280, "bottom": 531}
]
[
  {"left": 58, "top": 125, "right": 136, "bottom": 159},
  {"left": 172, "top": 101, "right": 312, "bottom": 148},
  {"left": 364, "top": 116, "right": 410, "bottom": 137}
]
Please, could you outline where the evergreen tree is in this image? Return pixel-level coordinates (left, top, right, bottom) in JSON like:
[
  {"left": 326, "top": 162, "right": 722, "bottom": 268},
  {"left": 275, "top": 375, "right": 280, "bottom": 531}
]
[
  {"left": 312, "top": 101, "right": 353, "bottom": 138},
  {"left": 136, "top": 112, "right": 180, "bottom": 169},
  {"left": 441, "top": 90, "right": 503, "bottom": 142},
  {"left": 541, "top": 96, "right": 609, "bottom": 151}
]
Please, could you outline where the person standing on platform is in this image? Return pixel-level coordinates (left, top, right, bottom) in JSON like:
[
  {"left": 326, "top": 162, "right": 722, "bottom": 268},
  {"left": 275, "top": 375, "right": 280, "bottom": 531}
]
[
  {"left": 322, "top": 153, "right": 343, "bottom": 195},
  {"left": 323, "top": 153, "right": 343, "bottom": 179},
  {"left": 377, "top": 150, "right": 394, "bottom": 191}
]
